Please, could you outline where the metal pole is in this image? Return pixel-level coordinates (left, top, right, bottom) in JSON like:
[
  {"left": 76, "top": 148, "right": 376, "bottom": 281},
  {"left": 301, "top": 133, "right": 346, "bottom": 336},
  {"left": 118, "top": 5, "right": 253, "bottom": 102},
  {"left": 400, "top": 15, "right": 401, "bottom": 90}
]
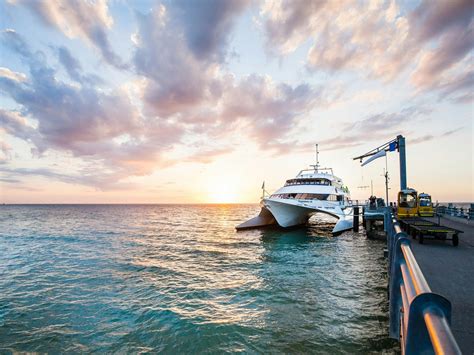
[{"left": 398, "top": 135, "right": 407, "bottom": 190}]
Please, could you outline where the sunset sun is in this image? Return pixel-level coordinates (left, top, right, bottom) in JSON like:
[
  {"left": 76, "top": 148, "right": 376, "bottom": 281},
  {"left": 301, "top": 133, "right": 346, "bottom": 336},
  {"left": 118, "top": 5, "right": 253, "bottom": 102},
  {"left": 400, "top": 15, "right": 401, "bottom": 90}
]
[{"left": 207, "top": 181, "right": 239, "bottom": 203}]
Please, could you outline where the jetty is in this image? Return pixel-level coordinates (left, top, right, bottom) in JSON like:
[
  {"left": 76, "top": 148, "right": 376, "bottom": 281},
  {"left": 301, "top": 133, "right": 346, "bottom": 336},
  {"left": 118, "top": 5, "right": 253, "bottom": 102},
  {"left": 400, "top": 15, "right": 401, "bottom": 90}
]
[
  {"left": 355, "top": 136, "right": 473, "bottom": 354},
  {"left": 410, "top": 216, "right": 474, "bottom": 352}
]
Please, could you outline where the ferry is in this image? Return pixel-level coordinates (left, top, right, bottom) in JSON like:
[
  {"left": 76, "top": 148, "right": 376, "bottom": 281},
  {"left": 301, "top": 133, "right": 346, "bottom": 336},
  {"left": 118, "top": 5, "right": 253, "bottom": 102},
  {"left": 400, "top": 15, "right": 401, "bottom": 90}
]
[{"left": 237, "top": 145, "right": 354, "bottom": 234}]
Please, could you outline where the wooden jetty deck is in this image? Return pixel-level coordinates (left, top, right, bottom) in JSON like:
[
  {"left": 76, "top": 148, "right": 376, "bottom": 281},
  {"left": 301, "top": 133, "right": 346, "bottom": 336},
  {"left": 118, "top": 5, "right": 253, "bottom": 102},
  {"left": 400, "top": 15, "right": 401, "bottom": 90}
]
[{"left": 409, "top": 216, "right": 474, "bottom": 353}]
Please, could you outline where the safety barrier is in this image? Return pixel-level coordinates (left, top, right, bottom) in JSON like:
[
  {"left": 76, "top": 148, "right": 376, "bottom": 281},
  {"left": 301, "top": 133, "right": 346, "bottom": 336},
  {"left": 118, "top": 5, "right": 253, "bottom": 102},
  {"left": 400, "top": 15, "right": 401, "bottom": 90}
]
[
  {"left": 384, "top": 209, "right": 461, "bottom": 354},
  {"left": 437, "top": 204, "right": 474, "bottom": 220}
]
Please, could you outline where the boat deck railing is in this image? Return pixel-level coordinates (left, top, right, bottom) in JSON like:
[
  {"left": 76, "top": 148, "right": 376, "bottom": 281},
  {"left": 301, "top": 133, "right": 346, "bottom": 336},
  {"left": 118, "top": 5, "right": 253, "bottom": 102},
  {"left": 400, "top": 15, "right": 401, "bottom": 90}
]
[{"left": 383, "top": 208, "right": 461, "bottom": 354}]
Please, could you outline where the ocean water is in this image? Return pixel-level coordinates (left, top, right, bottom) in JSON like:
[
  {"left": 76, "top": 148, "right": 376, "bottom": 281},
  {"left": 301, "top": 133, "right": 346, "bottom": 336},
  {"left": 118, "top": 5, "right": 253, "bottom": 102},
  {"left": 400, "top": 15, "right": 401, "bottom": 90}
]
[{"left": 0, "top": 205, "right": 398, "bottom": 353}]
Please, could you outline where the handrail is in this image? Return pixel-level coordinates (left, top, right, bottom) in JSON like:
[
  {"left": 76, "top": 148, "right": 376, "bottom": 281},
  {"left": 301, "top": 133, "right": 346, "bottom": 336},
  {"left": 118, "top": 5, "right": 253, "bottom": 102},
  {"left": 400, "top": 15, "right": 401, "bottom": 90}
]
[{"left": 384, "top": 208, "right": 461, "bottom": 354}]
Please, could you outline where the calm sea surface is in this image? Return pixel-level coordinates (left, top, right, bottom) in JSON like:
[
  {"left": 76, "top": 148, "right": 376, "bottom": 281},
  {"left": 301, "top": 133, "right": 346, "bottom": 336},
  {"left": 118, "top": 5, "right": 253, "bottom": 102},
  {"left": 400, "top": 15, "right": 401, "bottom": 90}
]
[{"left": 0, "top": 205, "right": 398, "bottom": 353}]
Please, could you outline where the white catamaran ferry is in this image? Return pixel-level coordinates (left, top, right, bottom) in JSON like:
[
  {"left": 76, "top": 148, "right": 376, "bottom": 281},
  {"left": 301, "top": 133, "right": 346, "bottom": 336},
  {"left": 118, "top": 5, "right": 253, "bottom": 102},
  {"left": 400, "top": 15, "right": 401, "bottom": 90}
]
[{"left": 237, "top": 145, "right": 354, "bottom": 234}]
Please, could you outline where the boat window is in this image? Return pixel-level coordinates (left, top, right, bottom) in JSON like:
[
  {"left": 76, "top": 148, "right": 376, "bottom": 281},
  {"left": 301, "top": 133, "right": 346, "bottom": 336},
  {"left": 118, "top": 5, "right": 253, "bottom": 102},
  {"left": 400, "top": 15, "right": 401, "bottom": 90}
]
[
  {"left": 284, "top": 178, "right": 332, "bottom": 187},
  {"left": 271, "top": 193, "right": 331, "bottom": 200}
]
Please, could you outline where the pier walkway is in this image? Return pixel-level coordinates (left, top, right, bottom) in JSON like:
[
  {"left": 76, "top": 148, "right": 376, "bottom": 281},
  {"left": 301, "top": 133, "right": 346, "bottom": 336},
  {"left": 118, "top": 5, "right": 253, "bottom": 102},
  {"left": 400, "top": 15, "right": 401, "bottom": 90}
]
[{"left": 410, "top": 216, "right": 474, "bottom": 353}]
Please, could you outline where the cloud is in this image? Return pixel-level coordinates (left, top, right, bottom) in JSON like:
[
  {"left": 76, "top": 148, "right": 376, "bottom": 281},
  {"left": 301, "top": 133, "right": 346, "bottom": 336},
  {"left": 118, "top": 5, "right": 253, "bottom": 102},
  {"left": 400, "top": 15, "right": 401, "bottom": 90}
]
[
  {"left": 1, "top": 4, "right": 333, "bottom": 188},
  {"left": 10, "top": 0, "right": 127, "bottom": 69},
  {"left": 0, "top": 109, "right": 43, "bottom": 150},
  {"left": 132, "top": 1, "right": 249, "bottom": 118},
  {"left": 0, "top": 141, "right": 13, "bottom": 163},
  {"left": 1, "top": 30, "right": 139, "bottom": 148},
  {"left": 411, "top": 127, "right": 464, "bottom": 145},
  {"left": 219, "top": 74, "right": 320, "bottom": 148},
  {"left": 260, "top": 0, "right": 474, "bottom": 100},
  {"left": 260, "top": 0, "right": 329, "bottom": 55},
  {"left": 411, "top": 0, "right": 473, "bottom": 42},
  {"left": 0, "top": 177, "right": 21, "bottom": 183},
  {"left": 0, "top": 166, "right": 134, "bottom": 190},
  {"left": 171, "top": 0, "right": 250, "bottom": 62},
  {"left": 436, "top": 69, "right": 474, "bottom": 103},
  {"left": 55, "top": 46, "right": 101, "bottom": 85},
  {"left": 132, "top": 3, "right": 321, "bottom": 153},
  {"left": 0, "top": 29, "right": 184, "bottom": 185},
  {"left": 318, "top": 107, "right": 432, "bottom": 151},
  {"left": 0, "top": 66, "right": 27, "bottom": 82},
  {"left": 261, "top": 0, "right": 412, "bottom": 79},
  {"left": 411, "top": 23, "right": 474, "bottom": 89}
]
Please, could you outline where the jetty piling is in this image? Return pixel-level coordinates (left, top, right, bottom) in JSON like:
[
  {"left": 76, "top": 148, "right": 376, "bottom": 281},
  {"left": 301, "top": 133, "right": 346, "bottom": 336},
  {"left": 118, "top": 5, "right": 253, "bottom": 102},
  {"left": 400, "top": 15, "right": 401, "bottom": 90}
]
[{"left": 353, "top": 206, "right": 360, "bottom": 232}]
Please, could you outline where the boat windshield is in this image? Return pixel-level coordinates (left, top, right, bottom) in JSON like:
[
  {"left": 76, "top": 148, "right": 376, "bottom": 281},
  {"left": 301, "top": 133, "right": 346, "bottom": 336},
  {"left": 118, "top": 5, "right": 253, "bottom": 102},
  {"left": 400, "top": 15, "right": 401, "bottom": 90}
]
[{"left": 285, "top": 178, "right": 331, "bottom": 186}]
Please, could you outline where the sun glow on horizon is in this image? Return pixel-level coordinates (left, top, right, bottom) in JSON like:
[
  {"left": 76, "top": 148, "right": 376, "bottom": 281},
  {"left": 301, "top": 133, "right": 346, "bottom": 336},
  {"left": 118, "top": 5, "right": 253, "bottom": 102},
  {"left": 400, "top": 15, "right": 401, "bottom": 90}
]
[{"left": 205, "top": 175, "right": 241, "bottom": 203}]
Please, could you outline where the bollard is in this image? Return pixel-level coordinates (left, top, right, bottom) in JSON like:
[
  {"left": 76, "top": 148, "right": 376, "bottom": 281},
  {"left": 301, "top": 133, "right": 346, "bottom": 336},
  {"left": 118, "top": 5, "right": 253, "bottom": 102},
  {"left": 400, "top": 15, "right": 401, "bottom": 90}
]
[{"left": 353, "top": 206, "right": 359, "bottom": 232}]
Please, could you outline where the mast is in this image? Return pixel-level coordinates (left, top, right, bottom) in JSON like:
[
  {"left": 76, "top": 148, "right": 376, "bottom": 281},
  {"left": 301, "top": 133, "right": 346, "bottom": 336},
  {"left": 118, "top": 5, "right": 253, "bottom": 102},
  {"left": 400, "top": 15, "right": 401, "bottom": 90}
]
[{"left": 314, "top": 144, "right": 320, "bottom": 172}]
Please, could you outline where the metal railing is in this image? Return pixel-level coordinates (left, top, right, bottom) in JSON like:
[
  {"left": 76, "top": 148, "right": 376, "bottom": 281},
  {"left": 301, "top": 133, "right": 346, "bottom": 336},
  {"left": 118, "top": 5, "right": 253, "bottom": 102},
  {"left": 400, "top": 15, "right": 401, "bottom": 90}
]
[
  {"left": 436, "top": 204, "right": 474, "bottom": 220},
  {"left": 384, "top": 209, "right": 461, "bottom": 354}
]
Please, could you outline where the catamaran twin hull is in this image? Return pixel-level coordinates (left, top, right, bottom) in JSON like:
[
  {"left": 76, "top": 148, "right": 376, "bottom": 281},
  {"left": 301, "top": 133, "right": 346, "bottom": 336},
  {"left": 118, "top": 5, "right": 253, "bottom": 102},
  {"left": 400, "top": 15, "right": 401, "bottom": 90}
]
[
  {"left": 236, "top": 146, "right": 354, "bottom": 234},
  {"left": 236, "top": 198, "right": 354, "bottom": 234}
]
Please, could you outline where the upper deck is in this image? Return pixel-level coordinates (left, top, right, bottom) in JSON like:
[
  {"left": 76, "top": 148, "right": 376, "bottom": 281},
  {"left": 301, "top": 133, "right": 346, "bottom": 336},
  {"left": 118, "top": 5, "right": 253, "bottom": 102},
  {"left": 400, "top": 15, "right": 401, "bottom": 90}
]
[{"left": 290, "top": 168, "right": 344, "bottom": 188}]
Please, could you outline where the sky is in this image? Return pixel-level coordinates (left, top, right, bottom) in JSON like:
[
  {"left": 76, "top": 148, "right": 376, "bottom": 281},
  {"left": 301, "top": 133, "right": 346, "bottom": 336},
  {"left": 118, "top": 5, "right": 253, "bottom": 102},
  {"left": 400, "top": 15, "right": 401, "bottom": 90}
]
[{"left": 0, "top": 0, "right": 473, "bottom": 204}]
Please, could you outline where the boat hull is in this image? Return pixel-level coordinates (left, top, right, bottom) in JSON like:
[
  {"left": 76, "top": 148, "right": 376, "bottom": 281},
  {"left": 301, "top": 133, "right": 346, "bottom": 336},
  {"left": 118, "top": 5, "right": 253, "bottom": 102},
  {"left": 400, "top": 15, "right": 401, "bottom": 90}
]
[
  {"left": 235, "top": 198, "right": 353, "bottom": 234},
  {"left": 263, "top": 198, "right": 353, "bottom": 233},
  {"left": 262, "top": 199, "right": 312, "bottom": 227},
  {"left": 235, "top": 206, "right": 276, "bottom": 230}
]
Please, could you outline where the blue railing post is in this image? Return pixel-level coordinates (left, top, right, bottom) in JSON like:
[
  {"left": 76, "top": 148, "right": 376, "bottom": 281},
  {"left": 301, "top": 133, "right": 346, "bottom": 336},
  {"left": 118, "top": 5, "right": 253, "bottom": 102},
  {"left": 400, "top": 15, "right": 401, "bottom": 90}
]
[{"left": 388, "top": 231, "right": 410, "bottom": 339}]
